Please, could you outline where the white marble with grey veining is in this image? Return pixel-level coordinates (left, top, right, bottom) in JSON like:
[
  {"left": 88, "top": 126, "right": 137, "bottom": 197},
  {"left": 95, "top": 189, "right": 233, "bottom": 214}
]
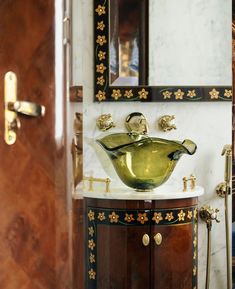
[{"left": 72, "top": 0, "right": 232, "bottom": 288}]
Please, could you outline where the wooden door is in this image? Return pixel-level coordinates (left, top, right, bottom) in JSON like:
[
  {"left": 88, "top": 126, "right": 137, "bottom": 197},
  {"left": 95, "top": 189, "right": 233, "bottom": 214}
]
[{"left": 0, "top": 1, "right": 71, "bottom": 289}]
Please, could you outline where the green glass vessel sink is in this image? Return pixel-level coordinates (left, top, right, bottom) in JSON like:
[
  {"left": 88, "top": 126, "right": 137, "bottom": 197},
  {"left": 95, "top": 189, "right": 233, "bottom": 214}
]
[{"left": 96, "top": 133, "right": 197, "bottom": 191}]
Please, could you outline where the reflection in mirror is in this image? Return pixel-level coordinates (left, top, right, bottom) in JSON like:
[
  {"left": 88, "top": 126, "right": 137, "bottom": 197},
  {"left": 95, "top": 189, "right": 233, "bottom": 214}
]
[{"left": 109, "top": 0, "right": 148, "bottom": 86}]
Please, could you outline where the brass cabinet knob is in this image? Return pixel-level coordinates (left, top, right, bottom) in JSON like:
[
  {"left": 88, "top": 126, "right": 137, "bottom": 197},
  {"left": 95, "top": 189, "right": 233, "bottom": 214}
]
[
  {"left": 142, "top": 233, "right": 150, "bottom": 246},
  {"left": 154, "top": 233, "right": 162, "bottom": 246}
]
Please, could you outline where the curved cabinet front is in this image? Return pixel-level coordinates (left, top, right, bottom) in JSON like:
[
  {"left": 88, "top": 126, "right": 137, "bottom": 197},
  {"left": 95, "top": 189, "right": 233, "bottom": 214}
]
[{"left": 85, "top": 198, "right": 198, "bottom": 289}]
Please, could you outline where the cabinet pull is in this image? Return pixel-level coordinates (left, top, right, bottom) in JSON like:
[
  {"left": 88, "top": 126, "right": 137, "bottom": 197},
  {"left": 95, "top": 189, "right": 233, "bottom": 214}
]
[
  {"left": 142, "top": 234, "right": 150, "bottom": 246},
  {"left": 154, "top": 233, "right": 162, "bottom": 246}
]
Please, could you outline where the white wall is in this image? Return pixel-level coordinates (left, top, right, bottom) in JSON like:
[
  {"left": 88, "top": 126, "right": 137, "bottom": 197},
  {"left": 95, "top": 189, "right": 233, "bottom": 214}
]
[{"left": 72, "top": 1, "right": 232, "bottom": 288}]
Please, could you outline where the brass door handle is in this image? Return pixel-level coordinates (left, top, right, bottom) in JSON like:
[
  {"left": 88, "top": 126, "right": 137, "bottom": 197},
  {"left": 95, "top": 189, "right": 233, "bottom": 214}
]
[
  {"left": 4, "top": 71, "right": 46, "bottom": 145},
  {"left": 8, "top": 101, "right": 45, "bottom": 117},
  {"left": 154, "top": 233, "right": 162, "bottom": 246},
  {"left": 142, "top": 233, "right": 150, "bottom": 246}
]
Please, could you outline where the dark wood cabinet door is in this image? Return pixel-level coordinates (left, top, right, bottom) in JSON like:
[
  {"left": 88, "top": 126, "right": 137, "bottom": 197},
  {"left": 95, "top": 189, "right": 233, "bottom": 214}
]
[
  {"left": 86, "top": 208, "right": 151, "bottom": 289},
  {"left": 151, "top": 207, "right": 197, "bottom": 289}
]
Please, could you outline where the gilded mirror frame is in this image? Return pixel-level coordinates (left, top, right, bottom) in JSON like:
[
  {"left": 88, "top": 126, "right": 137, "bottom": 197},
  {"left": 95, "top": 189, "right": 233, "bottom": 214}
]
[{"left": 94, "top": 0, "right": 232, "bottom": 102}]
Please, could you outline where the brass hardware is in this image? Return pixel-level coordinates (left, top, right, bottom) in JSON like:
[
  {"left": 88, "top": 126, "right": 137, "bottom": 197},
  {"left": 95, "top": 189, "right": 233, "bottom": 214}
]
[
  {"left": 4, "top": 71, "right": 46, "bottom": 145},
  {"left": 63, "top": 16, "right": 71, "bottom": 45},
  {"left": 83, "top": 176, "right": 111, "bottom": 193},
  {"left": 158, "top": 115, "right": 176, "bottom": 132},
  {"left": 125, "top": 112, "right": 149, "bottom": 135},
  {"left": 96, "top": 114, "right": 115, "bottom": 131},
  {"left": 154, "top": 233, "right": 162, "bottom": 246},
  {"left": 216, "top": 182, "right": 227, "bottom": 198},
  {"left": 200, "top": 205, "right": 220, "bottom": 289},
  {"left": 182, "top": 174, "right": 197, "bottom": 191},
  {"left": 142, "top": 233, "right": 150, "bottom": 246}
]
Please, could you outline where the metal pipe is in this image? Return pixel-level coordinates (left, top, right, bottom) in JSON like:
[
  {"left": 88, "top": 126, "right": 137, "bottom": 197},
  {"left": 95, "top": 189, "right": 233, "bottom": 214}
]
[{"left": 205, "top": 224, "right": 212, "bottom": 289}]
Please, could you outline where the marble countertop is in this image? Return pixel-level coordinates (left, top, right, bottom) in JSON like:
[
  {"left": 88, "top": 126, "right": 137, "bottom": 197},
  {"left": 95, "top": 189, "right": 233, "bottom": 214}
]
[{"left": 74, "top": 183, "right": 204, "bottom": 200}]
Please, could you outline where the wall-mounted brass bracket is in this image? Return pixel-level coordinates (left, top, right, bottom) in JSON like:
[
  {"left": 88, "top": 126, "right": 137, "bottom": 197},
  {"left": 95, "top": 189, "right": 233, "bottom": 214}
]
[
  {"left": 158, "top": 115, "right": 176, "bottom": 132},
  {"left": 183, "top": 174, "right": 196, "bottom": 191},
  {"left": 200, "top": 205, "right": 220, "bottom": 230},
  {"left": 83, "top": 176, "right": 111, "bottom": 193}
]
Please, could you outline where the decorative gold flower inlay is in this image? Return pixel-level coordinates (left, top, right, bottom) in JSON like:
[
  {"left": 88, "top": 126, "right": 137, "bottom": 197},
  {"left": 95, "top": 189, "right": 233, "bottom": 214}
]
[
  {"left": 193, "top": 266, "right": 197, "bottom": 276},
  {"left": 88, "top": 268, "right": 96, "bottom": 280},
  {"left": 97, "top": 21, "right": 105, "bottom": 31},
  {"left": 178, "top": 210, "right": 186, "bottom": 221},
  {"left": 194, "top": 209, "right": 198, "bottom": 219},
  {"left": 209, "top": 88, "right": 219, "bottom": 99},
  {"left": 138, "top": 88, "right": 149, "bottom": 99},
  {"left": 193, "top": 251, "right": 197, "bottom": 260},
  {"left": 152, "top": 212, "right": 163, "bottom": 224},
  {"left": 224, "top": 89, "right": 232, "bottom": 98},
  {"left": 97, "top": 212, "right": 106, "bottom": 221},
  {"left": 162, "top": 90, "right": 172, "bottom": 99},
  {"left": 187, "top": 211, "right": 193, "bottom": 220},
  {"left": 96, "top": 63, "right": 106, "bottom": 74},
  {"left": 88, "top": 226, "right": 94, "bottom": 237},
  {"left": 88, "top": 239, "right": 96, "bottom": 250},
  {"left": 187, "top": 89, "right": 196, "bottom": 98},
  {"left": 98, "top": 50, "right": 106, "bottom": 61},
  {"left": 97, "top": 76, "right": 105, "bottom": 86},
  {"left": 194, "top": 224, "right": 197, "bottom": 233},
  {"left": 96, "top": 35, "right": 107, "bottom": 46},
  {"left": 89, "top": 253, "right": 95, "bottom": 263},
  {"left": 174, "top": 89, "right": 185, "bottom": 100},
  {"left": 111, "top": 89, "right": 122, "bottom": 100},
  {"left": 124, "top": 213, "right": 135, "bottom": 223},
  {"left": 165, "top": 212, "right": 174, "bottom": 221},
  {"left": 95, "top": 5, "right": 106, "bottom": 16},
  {"left": 193, "top": 237, "right": 197, "bottom": 247},
  {"left": 96, "top": 90, "right": 106, "bottom": 101},
  {"left": 124, "top": 90, "right": 133, "bottom": 98},
  {"left": 109, "top": 211, "right": 119, "bottom": 223},
  {"left": 88, "top": 210, "right": 95, "bottom": 221},
  {"left": 137, "top": 213, "right": 148, "bottom": 224}
]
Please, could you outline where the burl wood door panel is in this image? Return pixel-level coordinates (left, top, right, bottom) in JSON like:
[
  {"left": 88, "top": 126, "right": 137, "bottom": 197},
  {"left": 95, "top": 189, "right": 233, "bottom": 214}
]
[{"left": 0, "top": 1, "right": 71, "bottom": 289}]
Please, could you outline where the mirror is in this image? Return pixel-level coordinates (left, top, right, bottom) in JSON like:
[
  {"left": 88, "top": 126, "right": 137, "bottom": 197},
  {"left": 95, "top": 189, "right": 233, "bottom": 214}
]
[{"left": 94, "top": 0, "right": 232, "bottom": 102}]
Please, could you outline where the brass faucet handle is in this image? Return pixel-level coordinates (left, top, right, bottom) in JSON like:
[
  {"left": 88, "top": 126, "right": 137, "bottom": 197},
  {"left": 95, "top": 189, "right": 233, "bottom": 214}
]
[
  {"left": 221, "top": 144, "right": 232, "bottom": 156},
  {"left": 200, "top": 205, "right": 220, "bottom": 227},
  {"left": 158, "top": 115, "right": 176, "bottom": 132},
  {"left": 96, "top": 114, "right": 115, "bottom": 131}
]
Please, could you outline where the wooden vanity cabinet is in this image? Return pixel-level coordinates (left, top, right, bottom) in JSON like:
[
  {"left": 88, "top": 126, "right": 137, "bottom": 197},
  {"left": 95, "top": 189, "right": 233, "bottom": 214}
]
[{"left": 85, "top": 198, "right": 198, "bottom": 289}]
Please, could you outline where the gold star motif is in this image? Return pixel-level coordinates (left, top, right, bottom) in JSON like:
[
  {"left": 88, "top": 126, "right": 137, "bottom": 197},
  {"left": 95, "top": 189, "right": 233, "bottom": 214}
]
[
  {"left": 193, "top": 266, "right": 197, "bottom": 276},
  {"left": 111, "top": 89, "right": 122, "bottom": 100},
  {"left": 194, "top": 209, "right": 198, "bottom": 219},
  {"left": 88, "top": 210, "right": 95, "bottom": 221},
  {"left": 209, "top": 88, "right": 219, "bottom": 99},
  {"left": 88, "top": 226, "right": 94, "bottom": 237},
  {"left": 97, "top": 21, "right": 105, "bottom": 30},
  {"left": 124, "top": 213, "right": 135, "bottom": 223},
  {"left": 187, "top": 211, "right": 193, "bottom": 220},
  {"left": 89, "top": 253, "right": 95, "bottom": 263},
  {"left": 162, "top": 90, "right": 172, "bottom": 99},
  {"left": 152, "top": 212, "right": 163, "bottom": 224},
  {"left": 137, "top": 213, "right": 148, "bottom": 224},
  {"left": 187, "top": 89, "right": 196, "bottom": 98},
  {"left": 88, "top": 239, "right": 96, "bottom": 250},
  {"left": 178, "top": 210, "right": 186, "bottom": 221},
  {"left": 193, "top": 251, "right": 197, "bottom": 260},
  {"left": 138, "top": 88, "right": 149, "bottom": 99},
  {"left": 88, "top": 268, "right": 96, "bottom": 280},
  {"left": 165, "top": 212, "right": 174, "bottom": 221},
  {"left": 194, "top": 224, "right": 197, "bottom": 233},
  {"left": 96, "top": 90, "right": 106, "bottom": 101},
  {"left": 97, "top": 212, "right": 106, "bottom": 221},
  {"left": 124, "top": 90, "right": 133, "bottom": 98},
  {"left": 224, "top": 89, "right": 232, "bottom": 98},
  {"left": 109, "top": 212, "right": 119, "bottom": 223},
  {"left": 95, "top": 5, "right": 106, "bottom": 16},
  {"left": 174, "top": 89, "right": 185, "bottom": 100},
  {"left": 193, "top": 236, "right": 197, "bottom": 247},
  {"left": 96, "top": 35, "right": 107, "bottom": 46},
  {"left": 98, "top": 50, "right": 106, "bottom": 60},
  {"left": 97, "top": 76, "right": 105, "bottom": 86},
  {"left": 96, "top": 63, "right": 106, "bottom": 74}
]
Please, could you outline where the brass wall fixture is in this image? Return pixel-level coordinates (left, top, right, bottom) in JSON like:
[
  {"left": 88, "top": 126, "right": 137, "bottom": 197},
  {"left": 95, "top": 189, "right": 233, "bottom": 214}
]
[
  {"left": 96, "top": 114, "right": 115, "bottom": 131},
  {"left": 183, "top": 174, "right": 197, "bottom": 191},
  {"left": 158, "top": 115, "right": 177, "bottom": 132},
  {"left": 125, "top": 112, "right": 149, "bottom": 135},
  {"left": 4, "top": 71, "right": 45, "bottom": 145},
  {"left": 71, "top": 113, "right": 83, "bottom": 188},
  {"left": 215, "top": 144, "right": 232, "bottom": 289},
  {"left": 83, "top": 176, "right": 111, "bottom": 193},
  {"left": 199, "top": 205, "right": 220, "bottom": 289}
]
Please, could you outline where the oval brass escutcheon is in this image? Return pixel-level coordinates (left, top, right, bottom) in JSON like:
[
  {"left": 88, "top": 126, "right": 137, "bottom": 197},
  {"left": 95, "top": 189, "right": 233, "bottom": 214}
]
[
  {"left": 154, "top": 233, "right": 162, "bottom": 246},
  {"left": 142, "top": 233, "right": 150, "bottom": 246}
]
